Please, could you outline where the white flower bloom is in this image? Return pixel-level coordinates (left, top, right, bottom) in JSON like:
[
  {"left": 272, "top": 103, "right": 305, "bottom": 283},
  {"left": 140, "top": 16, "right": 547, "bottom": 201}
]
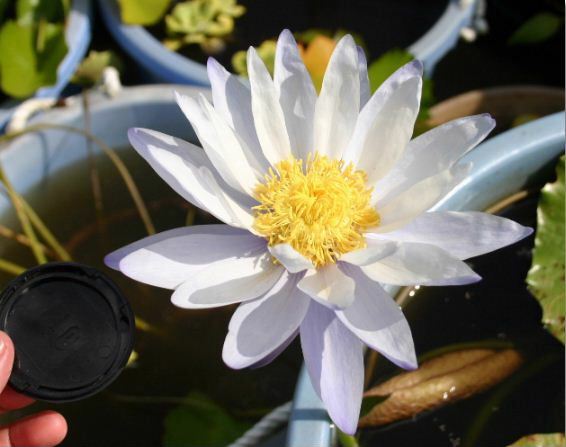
[{"left": 105, "top": 29, "right": 532, "bottom": 434}]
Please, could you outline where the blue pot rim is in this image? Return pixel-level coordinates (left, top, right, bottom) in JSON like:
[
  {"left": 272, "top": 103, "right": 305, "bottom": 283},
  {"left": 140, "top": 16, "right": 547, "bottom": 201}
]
[{"left": 98, "top": 0, "right": 477, "bottom": 85}]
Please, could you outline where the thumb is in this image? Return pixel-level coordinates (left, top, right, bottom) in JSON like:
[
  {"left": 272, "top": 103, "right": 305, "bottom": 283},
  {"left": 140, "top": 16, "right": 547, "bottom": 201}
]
[{"left": 0, "top": 332, "right": 14, "bottom": 393}]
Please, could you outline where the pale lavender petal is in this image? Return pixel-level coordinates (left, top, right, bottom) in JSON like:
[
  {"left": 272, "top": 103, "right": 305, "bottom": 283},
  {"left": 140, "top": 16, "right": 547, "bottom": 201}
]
[
  {"left": 274, "top": 29, "right": 317, "bottom": 160},
  {"left": 300, "top": 301, "right": 364, "bottom": 435},
  {"left": 105, "top": 225, "right": 263, "bottom": 289},
  {"left": 223, "top": 271, "right": 309, "bottom": 369},
  {"left": 339, "top": 239, "right": 397, "bottom": 266},
  {"left": 344, "top": 60, "right": 422, "bottom": 185},
  {"left": 337, "top": 264, "right": 417, "bottom": 369},
  {"left": 297, "top": 264, "right": 356, "bottom": 308},
  {"left": 376, "top": 114, "right": 495, "bottom": 202},
  {"left": 269, "top": 244, "right": 315, "bottom": 273},
  {"left": 374, "top": 164, "right": 471, "bottom": 233},
  {"left": 249, "top": 329, "right": 298, "bottom": 369},
  {"left": 372, "top": 211, "right": 533, "bottom": 260},
  {"left": 357, "top": 46, "right": 370, "bottom": 108},
  {"left": 127, "top": 128, "right": 255, "bottom": 229},
  {"left": 314, "top": 34, "right": 360, "bottom": 160},
  {"left": 207, "top": 57, "right": 269, "bottom": 174},
  {"left": 361, "top": 241, "right": 481, "bottom": 286},
  {"left": 171, "top": 251, "right": 284, "bottom": 308}
]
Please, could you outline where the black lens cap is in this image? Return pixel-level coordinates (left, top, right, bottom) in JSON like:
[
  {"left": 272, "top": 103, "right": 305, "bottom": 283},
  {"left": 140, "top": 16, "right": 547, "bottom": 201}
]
[{"left": 0, "top": 262, "right": 135, "bottom": 402}]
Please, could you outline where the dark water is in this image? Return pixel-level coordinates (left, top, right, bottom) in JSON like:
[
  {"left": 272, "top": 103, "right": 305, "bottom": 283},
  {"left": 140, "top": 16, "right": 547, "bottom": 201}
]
[
  {"left": 0, "top": 148, "right": 302, "bottom": 446},
  {"left": 360, "top": 182, "right": 565, "bottom": 446}
]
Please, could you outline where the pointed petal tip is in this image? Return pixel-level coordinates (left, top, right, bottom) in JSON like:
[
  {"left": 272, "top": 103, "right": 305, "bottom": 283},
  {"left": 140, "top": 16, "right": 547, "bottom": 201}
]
[
  {"left": 408, "top": 59, "right": 424, "bottom": 76},
  {"left": 279, "top": 28, "right": 294, "bottom": 41},
  {"left": 103, "top": 251, "right": 120, "bottom": 271}
]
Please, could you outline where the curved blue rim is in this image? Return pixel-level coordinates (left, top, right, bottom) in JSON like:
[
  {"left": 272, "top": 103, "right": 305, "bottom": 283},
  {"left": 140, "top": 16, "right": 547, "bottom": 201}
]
[
  {"left": 286, "top": 111, "right": 565, "bottom": 447},
  {"left": 98, "top": 0, "right": 476, "bottom": 85}
]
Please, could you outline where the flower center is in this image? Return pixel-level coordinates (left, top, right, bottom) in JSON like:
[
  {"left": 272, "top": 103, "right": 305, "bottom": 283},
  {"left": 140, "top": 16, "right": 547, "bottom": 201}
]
[{"left": 253, "top": 153, "right": 380, "bottom": 267}]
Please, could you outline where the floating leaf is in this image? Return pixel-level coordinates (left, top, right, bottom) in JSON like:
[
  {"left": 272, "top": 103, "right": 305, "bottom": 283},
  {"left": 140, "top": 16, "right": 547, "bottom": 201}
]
[
  {"left": 163, "top": 392, "right": 251, "bottom": 447},
  {"left": 508, "top": 433, "right": 565, "bottom": 447},
  {"left": 72, "top": 50, "right": 123, "bottom": 86},
  {"left": 527, "top": 156, "right": 565, "bottom": 343},
  {"left": 0, "top": 19, "right": 67, "bottom": 98},
  {"left": 118, "top": 0, "right": 171, "bottom": 26},
  {"left": 509, "top": 13, "right": 563, "bottom": 45},
  {"left": 360, "top": 349, "right": 523, "bottom": 428}
]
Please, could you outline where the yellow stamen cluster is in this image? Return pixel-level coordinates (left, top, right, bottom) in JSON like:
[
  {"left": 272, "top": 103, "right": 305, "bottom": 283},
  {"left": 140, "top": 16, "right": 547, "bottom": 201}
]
[{"left": 253, "top": 154, "right": 380, "bottom": 267}]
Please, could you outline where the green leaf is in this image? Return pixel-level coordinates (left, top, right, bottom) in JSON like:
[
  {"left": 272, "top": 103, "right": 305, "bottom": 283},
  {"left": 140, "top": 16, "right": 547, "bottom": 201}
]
[
  {"left": 163, "top": 392, "right": 251, "bottom": 447},
  {"left": 16, "top": 0, "right": 66, "bottom": 25},
  {"left": 72, "top": 50, "right": 123, "bottom": 86},
  {"left": 118, "top": 0, "right": 171, "bottom": 26},
  {"left": 367, "top": 48, "right": 414, "bottom": 94},
  {"left": 507, "top": 433, "right": 565, "bottom": 447},
  {"left": 0, "top": 20, "right": 67, "bottom": 98},
  {"left": 508, "top": 12, "right": 563, "bottom": 45},
  {"left": 527, "top": 156, "right": 565, "bottom": 343}
]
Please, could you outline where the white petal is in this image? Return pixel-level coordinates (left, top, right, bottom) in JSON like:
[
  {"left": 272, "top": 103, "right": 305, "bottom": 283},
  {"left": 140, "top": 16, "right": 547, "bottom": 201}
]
[
  {"left": 339, "top": 239, "right": 397, "bottom": 266},
  {"left": 247, "top": 47, "right": 292, "bottom": 165},
  {"left": 105, "top": 225, "right": 264, "bottom": 289},
  {"left": 361, "top": 242, "right": 481, "bottom": 286},
  {"left": 345, "top": 60, "right": 422, "bottom": 185},
  {"left": 336, "top": 264, "right": 417, "bottom": 369},
  {"left": 207, "top": 58, "right": 270, "bottom": 174},
  {"left": 249, "top": 329, "right": 298, "bottom": 369},
  {"left": 172, "top": 250, "right": 284, "bottom": 309},
  {"left": 198, "top": 94, "right": 263, "bottom": 196},
  {"left": 374, "top": 164, "right": 471, "bottom": 233},
  {"left": 297, "top": 264, "right": 356, "bottom": 308},
  {"left": 274, "top": 29, "right": 317, "bottom": 160},
  {"left": 223, "top": 271, "right": 309, "bottom": 369},
  {"left": 376, "top": 114, "right": 495, "bottom": 202},
  {"left": 313, "top": 34, "right": 360, "bottom": 160},
  {"left": 372, "top": 211, "right": 533, "bottom": 260},
  {"left": 174, "top": 91, "right": 260, "bottom": 196},
  {"left": 269, "top": 244, "right": 315, "bottom": 273},
  {"left": 357, "top": 46, "right": 371, "bottom": 108},
  {"left": 127, "top": 128, "right": 254, "bottom": 229},
  {"left": 300, "top": 301, "right": 364, "bottom": 435}
]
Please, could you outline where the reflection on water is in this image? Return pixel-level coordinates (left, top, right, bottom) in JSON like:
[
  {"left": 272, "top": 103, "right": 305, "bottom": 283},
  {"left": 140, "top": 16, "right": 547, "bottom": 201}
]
[
  {"left": 360, "top": 191, "right": 565, "bottom": 447},
  {"left": 0, "top": 147, "right": 302, "bottom": 446}
]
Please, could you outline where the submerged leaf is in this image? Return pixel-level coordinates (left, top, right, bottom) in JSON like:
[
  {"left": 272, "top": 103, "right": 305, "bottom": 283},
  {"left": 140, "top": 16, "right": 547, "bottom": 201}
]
[
  {"left": 163, "top": 392, "right": 251, "bottom": 447},
  {"left": 118, "top": 0, "right": 170, "bottom": 26},
  {"left": 527, "top": 156, "right": 565, "bottom": 343},
  {"left": 508, "top": 13, "right": 563, "bottom": 45},
  {"left": 508, "top": 433, "right": 565, "bottom": 447}
]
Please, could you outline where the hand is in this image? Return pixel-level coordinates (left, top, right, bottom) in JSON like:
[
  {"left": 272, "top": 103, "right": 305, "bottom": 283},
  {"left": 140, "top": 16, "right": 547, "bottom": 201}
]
[{"left": 0, "top": 331, "right": 67, "bottom": 447}]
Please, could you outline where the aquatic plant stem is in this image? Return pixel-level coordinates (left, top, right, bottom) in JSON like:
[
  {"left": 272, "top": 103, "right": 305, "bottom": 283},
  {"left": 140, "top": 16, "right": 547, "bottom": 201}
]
[
  {"left": 0, "top": 169, "right": 46, "bottom": 264},
  {"left": 0, "top": 258, "right": 26, "bottom": 276},
  {"left": 0, "top": 224, "right": 56, "bottom": 258},
  {"left": 0, "top": 123, "right": 156, "bottom": 236}
]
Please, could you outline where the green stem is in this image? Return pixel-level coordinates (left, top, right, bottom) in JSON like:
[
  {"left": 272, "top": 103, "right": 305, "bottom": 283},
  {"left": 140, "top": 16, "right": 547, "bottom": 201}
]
[
  {"left": 0, "top": 170, "right": 46, "bottom": 264},
  {"left": 0, "top": 258, "right": 26, "bottom": 276},
  {"left": 337, "top": 430, "right": 360, "bottom": 447}
]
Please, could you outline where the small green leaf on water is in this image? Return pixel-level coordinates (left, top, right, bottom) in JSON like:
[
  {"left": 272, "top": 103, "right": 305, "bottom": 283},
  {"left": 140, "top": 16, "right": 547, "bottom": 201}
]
[
  {"left": 163, "top": 392, "right": 251, "bottom": 447},
  {"left": 508, "top": 12, "right": 563, "bottom": 45},
  {"left": 118, "top": 0, "right": 171, "bottom": 26},
  {"left": 527, "top": 156, "right": 565, "bottom": 343},
  {"left": 507, "top": 433, "right": 565, "bottom": 447}
]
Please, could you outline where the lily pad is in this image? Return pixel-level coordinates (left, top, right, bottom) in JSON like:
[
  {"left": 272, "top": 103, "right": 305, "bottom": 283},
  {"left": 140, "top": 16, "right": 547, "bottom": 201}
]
[
  {"left": 507, "top": 433, "right": 565, "bottom": 447},
  {"left": 527, "top": 156, "right": 565, "bottom": 343},
  {"left": 163, "top": 391, "right": 251, "bottom": 447},
  {"left": 508, "top": 13, "right": 564, "bottom": 45}
]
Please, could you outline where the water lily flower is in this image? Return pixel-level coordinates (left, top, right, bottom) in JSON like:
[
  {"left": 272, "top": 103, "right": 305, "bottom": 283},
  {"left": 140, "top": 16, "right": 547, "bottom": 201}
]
[{"left": 105, "top": 29, "right": 532, "bottom": 434}]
